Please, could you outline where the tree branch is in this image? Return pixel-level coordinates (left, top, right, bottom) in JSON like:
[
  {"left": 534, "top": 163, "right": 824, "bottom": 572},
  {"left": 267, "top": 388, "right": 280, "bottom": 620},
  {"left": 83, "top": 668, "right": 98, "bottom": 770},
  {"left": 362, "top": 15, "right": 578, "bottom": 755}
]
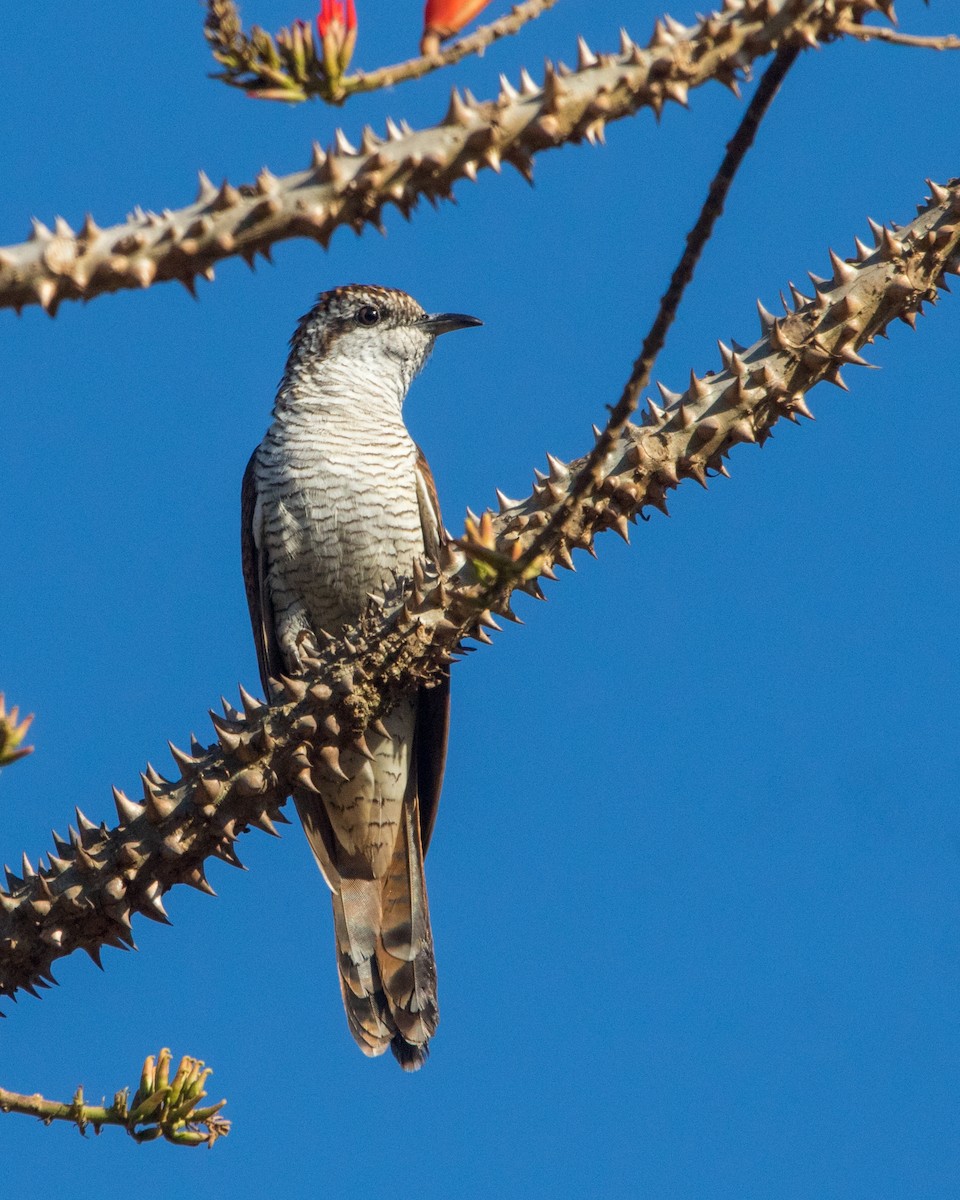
[
  {"left": 0, "top": 0, "right": 894, "bottom": 316},
  {"left": 0, "top": 1047, "right": 229, "bottom": 1147},
  {"left": 2, "top": 174, "right": 957, "bottom": 1004},
  {"left": 205, "top": 0, "right": 560, "bottom": 103},
  {"left": 839, "top": 21, "right": 960, "bottom": 50}
]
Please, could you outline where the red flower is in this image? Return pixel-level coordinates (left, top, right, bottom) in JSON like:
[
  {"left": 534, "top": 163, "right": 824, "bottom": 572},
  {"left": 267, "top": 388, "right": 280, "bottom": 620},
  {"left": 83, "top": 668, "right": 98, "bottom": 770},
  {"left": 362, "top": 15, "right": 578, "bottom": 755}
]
[
  {"left": 421, "top": 0, "right": 492, "bottom": 55},
  {"left": 318, "top": 0, "right": 357, "bottom": 77}
]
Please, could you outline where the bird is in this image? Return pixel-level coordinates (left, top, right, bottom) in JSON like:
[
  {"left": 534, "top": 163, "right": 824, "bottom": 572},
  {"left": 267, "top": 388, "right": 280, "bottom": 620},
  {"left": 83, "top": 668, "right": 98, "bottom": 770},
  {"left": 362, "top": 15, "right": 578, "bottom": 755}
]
[{"left": 241, "top": 284, "right": 481, "bottom": 1069}]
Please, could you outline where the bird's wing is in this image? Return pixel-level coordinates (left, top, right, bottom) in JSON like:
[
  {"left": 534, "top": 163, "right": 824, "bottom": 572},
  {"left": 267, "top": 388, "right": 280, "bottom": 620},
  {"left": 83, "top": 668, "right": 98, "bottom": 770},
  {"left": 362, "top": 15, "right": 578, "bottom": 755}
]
[
  {"left": 414, "top": 446, "right": 451, "bottom": 854},
  {"left": 241, "top": 448, "right": 284, "bottom": 696}
]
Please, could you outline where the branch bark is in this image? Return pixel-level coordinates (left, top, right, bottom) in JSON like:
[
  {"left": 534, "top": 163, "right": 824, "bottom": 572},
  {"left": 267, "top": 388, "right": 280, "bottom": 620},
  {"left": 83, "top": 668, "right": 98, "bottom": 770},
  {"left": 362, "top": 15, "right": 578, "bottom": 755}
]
[
  {"left": 2, "top": 174, "right": 957, "bottom": 1005},
  {"left": 0, "top": 0, "right": 892, "bottom": 315}
]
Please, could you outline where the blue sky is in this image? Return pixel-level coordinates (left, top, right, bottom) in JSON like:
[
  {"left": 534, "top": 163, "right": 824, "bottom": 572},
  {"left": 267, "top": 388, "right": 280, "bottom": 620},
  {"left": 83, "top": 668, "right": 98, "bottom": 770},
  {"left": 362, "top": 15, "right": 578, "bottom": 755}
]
[{"left": 2, "top": 2, "right": 958, "bottom": 1196}]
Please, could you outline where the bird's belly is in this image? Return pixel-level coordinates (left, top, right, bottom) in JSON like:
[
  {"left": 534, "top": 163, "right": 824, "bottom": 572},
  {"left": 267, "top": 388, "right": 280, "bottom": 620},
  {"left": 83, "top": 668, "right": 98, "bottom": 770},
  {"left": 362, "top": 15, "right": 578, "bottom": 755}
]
[{"left": 265, "top": 458, "right": 424, "bottom": 637}]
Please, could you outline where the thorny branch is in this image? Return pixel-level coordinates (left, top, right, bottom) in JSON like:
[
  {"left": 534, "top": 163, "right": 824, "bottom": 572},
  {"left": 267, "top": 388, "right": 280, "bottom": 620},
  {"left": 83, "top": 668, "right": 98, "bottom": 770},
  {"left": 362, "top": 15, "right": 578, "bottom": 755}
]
[
  {"left": 205, "top": 0, "right": 560, "bottom": 103},
  {"left": 2, "top": 175, "right": 958, "bottom": 1004},
  {"left": 0, "top": 0, "right": 902, "bottom": 316},
  {"left": 0, "top": 1047, "right": 229, "bottom": 1147}
]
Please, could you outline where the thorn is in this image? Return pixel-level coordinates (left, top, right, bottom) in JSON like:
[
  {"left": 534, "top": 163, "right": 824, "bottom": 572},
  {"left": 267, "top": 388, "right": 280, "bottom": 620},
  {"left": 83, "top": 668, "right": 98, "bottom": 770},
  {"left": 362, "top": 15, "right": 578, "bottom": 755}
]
[
  {"left": 664, "top": 80, "right": 689, "bottom": 107},
  {"left": 185, "top": 867, "right": 217, "bottom": 896},
  {"left": 237, "top": 684, "right": 265, "bottom": 717},
  {"left": 29, "top": 217, "right": 53, "bottom": 242},
  {"left": 790, "top": 394, "right": 815, "bottom": 420},
  {"left": 545, "top": 452, "right": 568, "bottom": 480},
  {"left": 834, "top": 344, "right": 872, "bottom": 367},
  {"left": 688, "top": 370, "right": 710, "bottom": 399},
  {"left": 195, "top": 171, "right": 217, "bottom": 204},
  {"left": 498, "top": 72, "right": 519, "bottom": 102},
  {"left": 927, "top": 178, "right": 950, "bottom": 205},
  {"left": 165, "top": 742, "right": 197, "bottom": 779},
  {"left": 495, "top": 489, "right": 520, "bottom": 512},
  {"left": 212, "top": 180, "right": 241, "bottom": 210},
  {"left": 140, "top": 773, "right": 177, "bottom": 823},
  {"left": 829, "top": 247, "right": 857, "bottom": 284},
  {"left": 112, "top": 787, "right": 142, "bottom": 825},
  {"left": 576, "top": 35, "right": 598, "bottom": 70},
  {"left": 823, "top": 366, "right": 849, "bottom": 390},
  {"left": 75, "top": 807, "right": 98, "bottom": 835},
  {"left": 519, "top": 67, "right": 539, "bottom": 96},
  {"left": 728, "top": 419, "right": 756, "bottom": 444},
  {"left": 212, "top": 840, "right": 245, "bottom": 871},
  {"left": 351, "top": 734, "right": 376, "bottom": 762},
  {"left": 879, "top": 226, "right": 904, "bottom": 260},
  {"left": 32, "top": 278, "right": 58, "bottom": 312},
  {"left": 144, "top": 761, "right": 168, "bottom": 787},
  {"left": 444, "top": 87, "right": 473, "bottom": 127},
  {"left": 333, "top": 128, "right": 358, "bottom": 156},
  {"left": 278, "top": 675, "right": 308, "bottom": 701},
  {"left": 141, "top": 880, "right": 171, "bottom": 924},
  {"left": 83, "top": 944, "right": 104, "bottom": 970},
  {"left": 541, "top": 61, "right": 567, "bottom": 113},
  {"left": 317, "top": 745, "right": 349, "bottom": 782},
  {"left": 250, "top": 811, "right": 280, "bottom": 838}
]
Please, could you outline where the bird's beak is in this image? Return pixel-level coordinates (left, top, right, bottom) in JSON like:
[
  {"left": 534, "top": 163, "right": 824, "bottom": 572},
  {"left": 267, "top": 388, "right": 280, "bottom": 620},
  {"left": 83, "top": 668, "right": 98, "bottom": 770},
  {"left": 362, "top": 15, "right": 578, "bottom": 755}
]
[{"left": 421, "top": 312, "right": 483, "bottom": 336}]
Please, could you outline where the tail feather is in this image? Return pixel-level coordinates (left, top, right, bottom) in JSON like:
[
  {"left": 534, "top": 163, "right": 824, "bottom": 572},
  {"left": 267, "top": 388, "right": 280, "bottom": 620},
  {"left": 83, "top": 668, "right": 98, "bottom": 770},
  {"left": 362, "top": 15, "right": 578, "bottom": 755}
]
[
  {"left": 331, "top": 879, "right": 392, "bottom": 1057},
  {"left": 377, "top": 799, "right": 439, "bottom": 1062},
  {"left": 329, "top": 806, "right": 438, "bottom": 1067}
]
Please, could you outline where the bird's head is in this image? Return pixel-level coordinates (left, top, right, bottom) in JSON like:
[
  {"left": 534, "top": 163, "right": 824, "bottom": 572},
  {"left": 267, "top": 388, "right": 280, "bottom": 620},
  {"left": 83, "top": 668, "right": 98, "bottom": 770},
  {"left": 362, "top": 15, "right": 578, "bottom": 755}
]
[{"left": 279, "top": 284, "right": 481, "bottom": 411}]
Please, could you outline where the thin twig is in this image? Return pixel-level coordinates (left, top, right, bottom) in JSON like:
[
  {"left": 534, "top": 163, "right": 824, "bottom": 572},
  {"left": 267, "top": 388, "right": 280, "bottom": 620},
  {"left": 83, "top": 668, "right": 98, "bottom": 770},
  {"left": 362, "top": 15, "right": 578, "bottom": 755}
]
[
  {"left": 347, "top": 0, "right": 560, "bottom": 97},
  {"left": 495, "top": 44, "right": 801, "bottom": 592},
  {"left": 839, "top": 22, "right": 960, "bottom": 50}
]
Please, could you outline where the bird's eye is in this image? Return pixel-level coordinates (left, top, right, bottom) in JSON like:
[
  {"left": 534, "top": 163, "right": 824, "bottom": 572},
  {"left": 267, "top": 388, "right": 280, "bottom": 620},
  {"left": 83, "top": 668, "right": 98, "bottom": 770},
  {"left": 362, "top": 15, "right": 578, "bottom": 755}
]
[{"left": 356, "top": 305, "right": 381, "bottom": 327}]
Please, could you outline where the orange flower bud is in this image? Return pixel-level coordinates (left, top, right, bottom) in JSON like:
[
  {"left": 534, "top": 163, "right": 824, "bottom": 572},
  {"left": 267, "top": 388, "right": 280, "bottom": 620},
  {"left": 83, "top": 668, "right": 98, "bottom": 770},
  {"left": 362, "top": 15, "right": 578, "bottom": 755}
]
[
  {"left": 420, "top": 0, "right": 492, "bottom": 55},
  {"left": 318, "top": 0, "right": 357, "bottom": 77}
]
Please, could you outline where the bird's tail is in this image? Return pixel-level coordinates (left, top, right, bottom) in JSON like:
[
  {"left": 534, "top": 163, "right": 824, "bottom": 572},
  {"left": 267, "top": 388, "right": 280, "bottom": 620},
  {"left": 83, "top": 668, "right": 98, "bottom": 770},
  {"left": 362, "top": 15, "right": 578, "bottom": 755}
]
[{"left": 331, "top": 798, "right": 439, "bottom": 1070}]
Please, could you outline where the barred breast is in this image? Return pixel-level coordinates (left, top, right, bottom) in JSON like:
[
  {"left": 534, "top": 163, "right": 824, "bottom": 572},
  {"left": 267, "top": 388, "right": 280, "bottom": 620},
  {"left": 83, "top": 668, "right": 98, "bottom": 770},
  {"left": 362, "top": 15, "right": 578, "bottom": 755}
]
[{"left": 255, "top": 407, "right": 425, "bottom": 650}]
